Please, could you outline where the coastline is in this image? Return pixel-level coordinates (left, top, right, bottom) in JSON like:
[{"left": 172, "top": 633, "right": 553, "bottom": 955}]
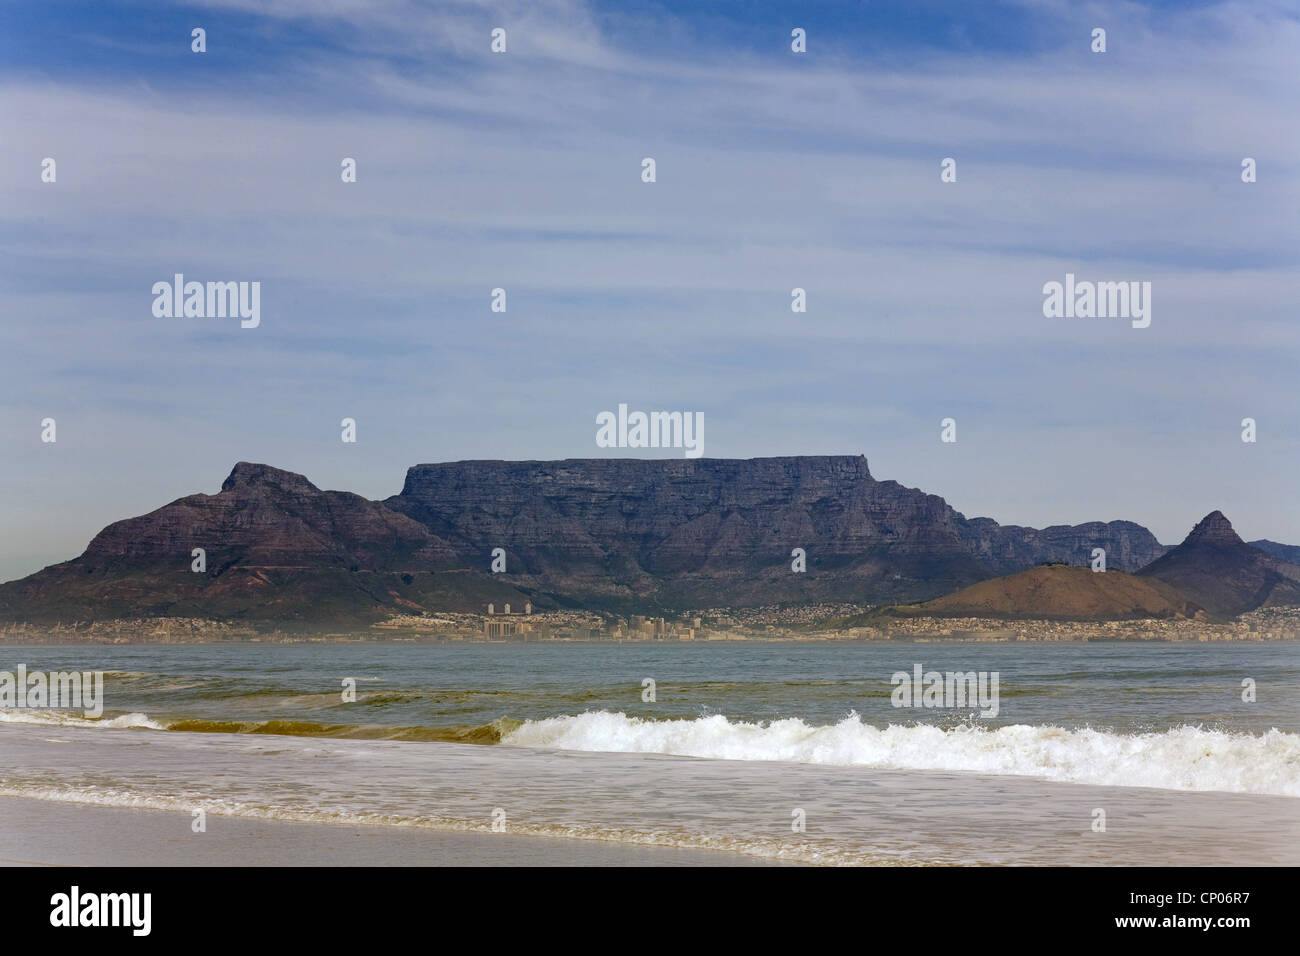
[
  {"left": 1, "top": 614, "right": 1296, "bottom": 645},
  {"left": 0, "top": 795, "right": 790, "bottom": 867},
  {"left": 3, "top": 723, "right": 1296, "bottom": 866}
]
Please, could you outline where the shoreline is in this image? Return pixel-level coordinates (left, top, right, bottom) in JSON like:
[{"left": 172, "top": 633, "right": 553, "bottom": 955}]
[
  {"left": 3, "top": 723, "right": 1296, "bottom": 866},
  {"left": 2, "top": 604, "right": 1297, "bottom": 645},
  {"left": 1, "top": 632, "right": 1295, "bottom": 646},
  {"left": 0, "top": 795, "right": 792, "bottom": 867}
]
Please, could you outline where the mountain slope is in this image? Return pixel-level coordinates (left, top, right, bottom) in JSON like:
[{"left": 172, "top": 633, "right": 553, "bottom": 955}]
[
  {"left": 873, "top": 564, "right": 1203, "bottom": 622},
  {"left": 1136, "top": 512, "right": 1300, "bottom": 618},
  {"left": 1249, "top": 539, "right": 1300, "bottom": 565},
  {"left": 0, "top": 463, "right": 529, "bottom": 626}
]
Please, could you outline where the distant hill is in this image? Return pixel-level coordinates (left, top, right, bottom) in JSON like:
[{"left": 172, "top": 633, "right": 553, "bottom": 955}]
[
  {"left": 1249, "top": 539, "right": 1300, "bottom": 566},
  {"left": 866, "top": 511, "right": 1300, "bottom": 624},
  {"left": 1136, "top": 512, "right": 1300, "bottom": 619},
  {"left": 868, "top": 564, "right": 1203, "bottom": 622}
]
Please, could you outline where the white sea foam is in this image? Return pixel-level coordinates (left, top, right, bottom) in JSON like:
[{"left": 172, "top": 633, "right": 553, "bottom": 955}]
[
  {"left": 1, "top": 721, "right": 1295, "bottom": 866},
  {"left": 0, "top": 709, "right": 164, "bottom": 730},
  {"left": 502, "top": 712, "right": 1300, "bottom": 796}
]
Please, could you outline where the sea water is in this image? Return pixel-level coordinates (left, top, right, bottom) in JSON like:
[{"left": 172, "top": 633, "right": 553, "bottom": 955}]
[{"left": 0, "top": 641, "right": 1295, "bottom": 864}]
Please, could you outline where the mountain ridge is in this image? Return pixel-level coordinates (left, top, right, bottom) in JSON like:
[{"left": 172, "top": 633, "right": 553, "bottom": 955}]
[
  {"left": 1, "top": 457, "right": 1286, "bottom": 628},
  {"left": 866, "top": 511, "right": 1300, "bottom": 624}
]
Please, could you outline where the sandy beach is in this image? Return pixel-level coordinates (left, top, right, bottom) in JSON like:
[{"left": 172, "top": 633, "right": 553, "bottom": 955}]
[
  {"left": 0, "top": 796, "right": 788, "bottom": 867},
  {"left": 2, "top": 720, "right": 1297, "bottom": 866}
]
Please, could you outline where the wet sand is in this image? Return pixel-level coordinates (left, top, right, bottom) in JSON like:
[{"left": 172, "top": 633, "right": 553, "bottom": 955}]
[
  {"left": 0, "top": 796, "right": 789, "bottom": 866},
  {"left": 2, "top": 723, "right": 1296, "bottom": 866}
]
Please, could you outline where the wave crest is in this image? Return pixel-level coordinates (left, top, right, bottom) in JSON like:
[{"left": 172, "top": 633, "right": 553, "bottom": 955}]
[
  {"left": 502, "top": 712, "right": 1300, "bottom": 796},
  {"left": 0, "top": 709, "right": 163, "bottom": 730}
]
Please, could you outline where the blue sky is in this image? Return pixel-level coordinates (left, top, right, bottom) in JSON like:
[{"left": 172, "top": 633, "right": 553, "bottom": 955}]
[{"left": 1, "top": 0, "right": 1298, "bottom": 581}]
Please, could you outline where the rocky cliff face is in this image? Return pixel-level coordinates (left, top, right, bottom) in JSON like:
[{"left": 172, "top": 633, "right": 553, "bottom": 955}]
[
  {"left": 384, "top": 456, "right": 1169, "bottom": 607},
  {"left": 0, "top": 456, "right": 1174, "bottom": 625},
  {"left": 1249, "top": 539, "right": 1300, "bottom": 566},
  {"left": 959, "top": 518, "right": 1167, "bottom": 571}
]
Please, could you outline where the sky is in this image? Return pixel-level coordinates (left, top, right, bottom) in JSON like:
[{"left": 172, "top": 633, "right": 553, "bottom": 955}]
[{"left": 1, "top": 0, "right": 1297, "bottom": 582}]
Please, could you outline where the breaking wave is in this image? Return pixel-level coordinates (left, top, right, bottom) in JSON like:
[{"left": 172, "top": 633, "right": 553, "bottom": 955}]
[
  {"left": 502, "top": 711, "right": 1300, "bottom": 796},
  {"left": 0, "top": 708, "right": 518, "bottom": 742},
  {"left": 0, "top": 709, "right": 164, "bottom": 730},
  {"left": 5, "top": 704, "right": 1296, "bottom": 796}
]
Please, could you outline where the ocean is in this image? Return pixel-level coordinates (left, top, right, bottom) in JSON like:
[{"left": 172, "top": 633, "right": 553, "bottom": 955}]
[{"left": 0, "top": 640, "right": 1297, "bottom": 865}]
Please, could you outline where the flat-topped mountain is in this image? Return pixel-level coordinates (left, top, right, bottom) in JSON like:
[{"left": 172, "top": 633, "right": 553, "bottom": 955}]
[
  {"left": 1136, "top": 512, "right": 1300, "bottom": 618},
  {"left": 384, "top": 456, "right": 1167, "bottom": 608},
  {"left": 0, "top": 456, "right": 1235, "bottom": 628}
]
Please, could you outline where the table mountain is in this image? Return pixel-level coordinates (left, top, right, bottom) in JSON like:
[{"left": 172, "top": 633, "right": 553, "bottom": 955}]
[
  {"left": 0, "top": 456, "right": 1177, "bottom": 626},
  {"left": 385, "top": 457, "right": 1169, "bottom": 608}
]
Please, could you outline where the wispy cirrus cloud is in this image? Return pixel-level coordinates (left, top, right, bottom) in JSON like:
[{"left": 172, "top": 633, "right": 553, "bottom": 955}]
[{"left": 0, "top": 0, "right": 1296, "bottom": 580}]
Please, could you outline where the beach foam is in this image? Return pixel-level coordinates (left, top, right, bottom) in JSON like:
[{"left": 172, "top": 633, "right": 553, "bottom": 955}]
[
  {"left": 1, "top": 721, "right": 1296, "bottom": 866},
  {"left": 502, "top": 711, "right": 1300, "bottom": 796},
  {"left": 0, "top": 709, "right": 164, "bottom": 730}
]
